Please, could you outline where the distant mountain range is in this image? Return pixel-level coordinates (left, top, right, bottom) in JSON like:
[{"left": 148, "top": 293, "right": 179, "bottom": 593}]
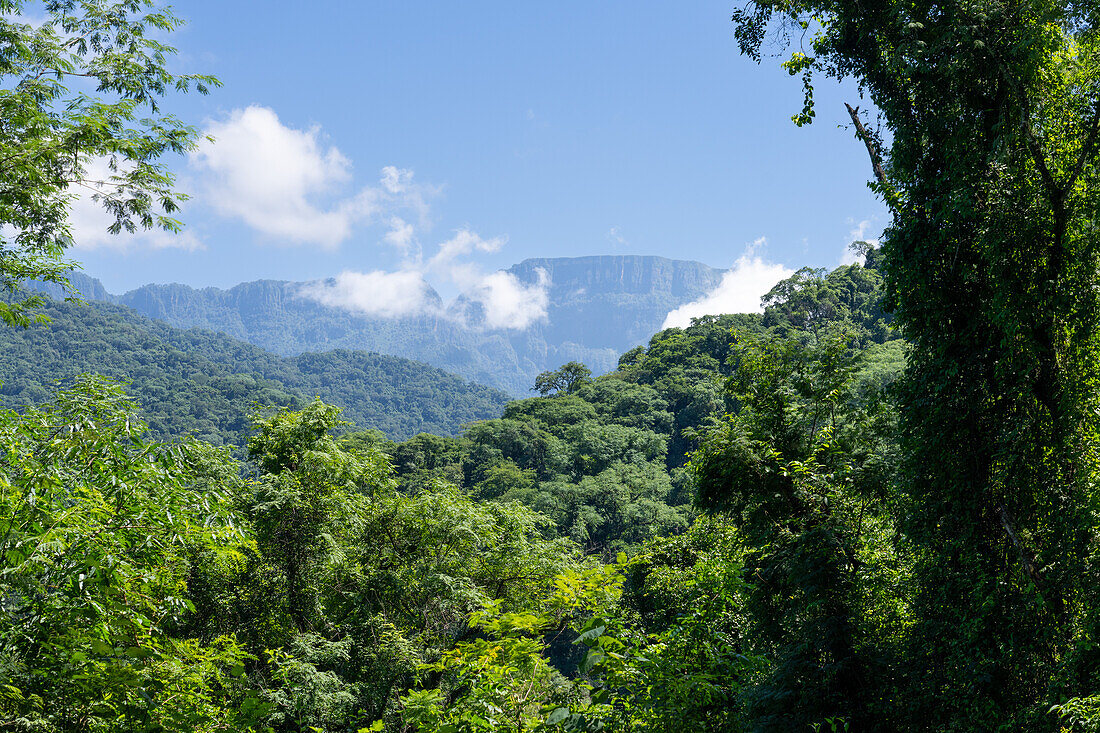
[{"left": 48, "top": 255, "right": 728, "bottom": 395}]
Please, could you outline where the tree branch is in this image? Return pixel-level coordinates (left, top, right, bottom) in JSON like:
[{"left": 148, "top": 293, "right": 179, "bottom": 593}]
[
  {"left": 845, "top": 103, "right": 889, "bottom": 188},
  {"left": 996, "top": 503, "right": 1043, "bottom": 589},
  {"left": 1064, "top": 95, "right": 1100, "bottom": 194},
  {"left": 1018, "top": 93, "right": 1062, "bottom": 201},
  {"left": 976, "top": 39, "right": 1062, "bottom": 200}
]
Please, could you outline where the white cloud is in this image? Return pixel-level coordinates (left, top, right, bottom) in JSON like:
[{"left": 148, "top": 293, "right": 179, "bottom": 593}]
[
  {"left": 68, "top": 157, "right": 203, "bottom": 252},
  {"left": 298, "top": 269, "right": 435, "bottom": 319},
  {"left": 662, "top": 242, "right": 793, "bottom": 329},
  {"left": 377, "top": 165, "right": 433, "bottom": 223},
  {"left": 607, "top": 227, "right": 628, "bottom": 248},
  {"left": 193, "top": 107, "right": 540, "bottom": 329},
  {"left": 839, "top": 246, "right": 863, "bottom": 266},
  {"left": 849, "top": 218, "right": 880, "bottom": 244},
  {"left": 465, "top": 268, "right": 549, "bottom": 330},
  {"left": 383, "top": 217, "right": 418, "bottom": 262},
  {"left": 429, "top": 228, "right": 506, "bottom": 271},
  {"left": 191, "top": 106, "right": 351, "bottom": 246},
  {"left": 425, "top": 229, "right": 544, "bottom": 330},
  {"left": 299, "top": 225, "right": 548, "bottom": 331},
  {"left": 191, "top": 107, "right": 431, "bottom": 248}
]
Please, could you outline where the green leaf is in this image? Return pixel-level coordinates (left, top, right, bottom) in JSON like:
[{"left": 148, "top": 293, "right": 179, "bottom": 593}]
[
  {"left": 546, "top": 707, "right": 570, "bottom": 724},
  {"left": 576, "top": 625, "right": 606, "bottom": 645}
]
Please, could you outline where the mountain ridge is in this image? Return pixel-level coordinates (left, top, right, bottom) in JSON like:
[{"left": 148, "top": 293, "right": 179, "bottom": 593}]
[
  {"left": 51, "top": 255, "right": 729, "bottom": 395},
  {"left": 0, "top": 294, "right": 510, "bottom": 443}
]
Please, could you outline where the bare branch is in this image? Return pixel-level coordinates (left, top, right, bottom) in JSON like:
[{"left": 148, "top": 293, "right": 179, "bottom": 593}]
[
  {"left": 997, "top": 503, "right": 1043, "bottom": 589},
  {"left": 845, "top": 103, "right": 889, "bottom": 188}
]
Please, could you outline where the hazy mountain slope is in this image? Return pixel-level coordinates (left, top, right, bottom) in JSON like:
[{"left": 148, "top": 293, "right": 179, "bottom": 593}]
[
  {"left": 55, "top": 256, "right": 728, "bottom": 395},
  {"left": 0, "top": 296, "right": 510, "bottom": 443},
  {"left": 88, "top": 276, "right": 534, "bottom": 394}
]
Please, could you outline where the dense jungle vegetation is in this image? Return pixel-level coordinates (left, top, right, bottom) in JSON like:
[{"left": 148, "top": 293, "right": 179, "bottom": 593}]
[
  {"left": 1, "top": 257, "right": 905, "bottom": 731},
  {"left": 5, "top": 0, "right": 1100, "bottom": 731}
]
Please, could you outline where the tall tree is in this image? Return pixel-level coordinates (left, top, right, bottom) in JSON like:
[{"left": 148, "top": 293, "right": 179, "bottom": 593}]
[
  {"left": 731, "top": 1, "right": 1100, "bottom": 727},
  {"left": 0, "top": 377, "right": 261, "bottom": 730},
  {"left": 0, "top": 0, "right": 217, "bottom": 325},
  {"left": 691, "top": 328, "right": 897, "bottom": 729},
  {"left": 533, "top": 362, "right": 593, "bottom": 397}
]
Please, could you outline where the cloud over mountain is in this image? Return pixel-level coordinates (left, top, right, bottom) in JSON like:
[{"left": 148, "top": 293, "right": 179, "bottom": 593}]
[
  {"left": 297, "top": 270, "right": 438, "bottom": 319},
  {"left": 662, "top": 241, "right": 792, "bottom": 329},
  {"left": 461, "top": 268, "right": 550, "bottom": 330},
  {"left": 298, "top": 229, "right": 550, "bottom": 331}
]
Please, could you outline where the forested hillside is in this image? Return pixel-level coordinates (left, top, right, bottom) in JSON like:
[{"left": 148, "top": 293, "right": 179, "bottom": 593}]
[
  {"left": 0, "top": 296, "right": 510, "bottom": 443},
  {"left": 2, "top": 252, "right": 913, "bottom": 731},
  {"left": 355, "top": 255, "right": 903, "bottom": 561}
]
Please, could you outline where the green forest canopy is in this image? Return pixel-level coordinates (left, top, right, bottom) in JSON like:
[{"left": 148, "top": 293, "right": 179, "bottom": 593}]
[{"left": 2, "top": 256, "right": 916, "bottom": 731}]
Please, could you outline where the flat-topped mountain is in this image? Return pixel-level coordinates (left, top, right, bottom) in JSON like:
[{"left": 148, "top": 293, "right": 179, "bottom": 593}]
[
  {"left": 54, "top": 255, "right": 728, "bottom": 395},
  {"left": 506, "top": 255, "right": 725, "bottom": 353}
]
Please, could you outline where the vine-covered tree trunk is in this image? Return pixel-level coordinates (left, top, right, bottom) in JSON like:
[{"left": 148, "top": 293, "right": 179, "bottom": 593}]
[{"left": 732, "top": 1, "right": 1100, "bottom": 727}]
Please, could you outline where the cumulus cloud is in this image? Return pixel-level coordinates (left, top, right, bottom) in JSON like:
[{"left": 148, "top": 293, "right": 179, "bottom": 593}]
[
  {"left": 299, "top": 227, "right": 549, "bottom": 331},
  {"left": 194, "top": 107, "right": 543, "bottom": 328},
  {"left": 662, "top": 242, "right": 793, "bottom": 329},
  {"left": 191, "top": 106, "right": 431, "bottom": 248},
  {"left": 68, "top": 157, "right": 203, "bottom": 252},
  {"left": 428, "top": 231, "right": 545, "bottom": 330},
  {"left": 383, "top": 217, "right": 419, "bottom": 262},
  {"left": 464, "top": 268, "right": 550, "bottom": 330},
  {"left": 429, "top": 228, "right": 506, "bottom": 271},
  {"left": 298, "top": 269, "right": 435, "bottom": 319}
]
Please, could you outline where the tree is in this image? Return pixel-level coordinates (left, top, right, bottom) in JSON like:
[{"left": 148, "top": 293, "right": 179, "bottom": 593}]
[
  {"left": 761, "top": 261, "right": 891, "bottom": 344},
  {"left": 577, "top": 517, "right": 758, "bottom": 732},
  {"left": 0, "top": 0, "right": 218, "bottom": 325},
  {"left": 732, "top": 1, "right": 1100, "bottom": 727},
  {"left": 0, "top": 376, "right": 264, "bottom": 731},
  {"left": 246, "top": 399, "right": 386, "bottom": 630},
  {"left": 533, "top": 361, "right": 592, "bottom": 396},
  {"left": 691, "top": 328, "right": 898, "bottom": 729}
]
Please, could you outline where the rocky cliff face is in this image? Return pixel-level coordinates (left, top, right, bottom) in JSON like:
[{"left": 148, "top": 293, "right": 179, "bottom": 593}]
[
  {"left": 55, "top": 255, "right": 727, "bottom": 395},
  {"left": 507, "top": 255, "right": 725, "bottom": 354},
  {"left": 512, "top": 255, "right": 723, "bottom": 297}
]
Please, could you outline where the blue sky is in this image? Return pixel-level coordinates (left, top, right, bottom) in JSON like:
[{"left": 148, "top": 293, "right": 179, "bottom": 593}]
[{"left": 69, "top": 1, "right": 886, "bottom": 313}]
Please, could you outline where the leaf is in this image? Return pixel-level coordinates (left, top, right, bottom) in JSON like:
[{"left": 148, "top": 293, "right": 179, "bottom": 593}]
[
  {"left": 576, "top": 625, "right": 606, "bottom": 645},
  {"left": 546, "top": 707, "right": 570, "bottom": 724},
  {"left": 580, "top": 649, "right": 606, "bottom": 674}
]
